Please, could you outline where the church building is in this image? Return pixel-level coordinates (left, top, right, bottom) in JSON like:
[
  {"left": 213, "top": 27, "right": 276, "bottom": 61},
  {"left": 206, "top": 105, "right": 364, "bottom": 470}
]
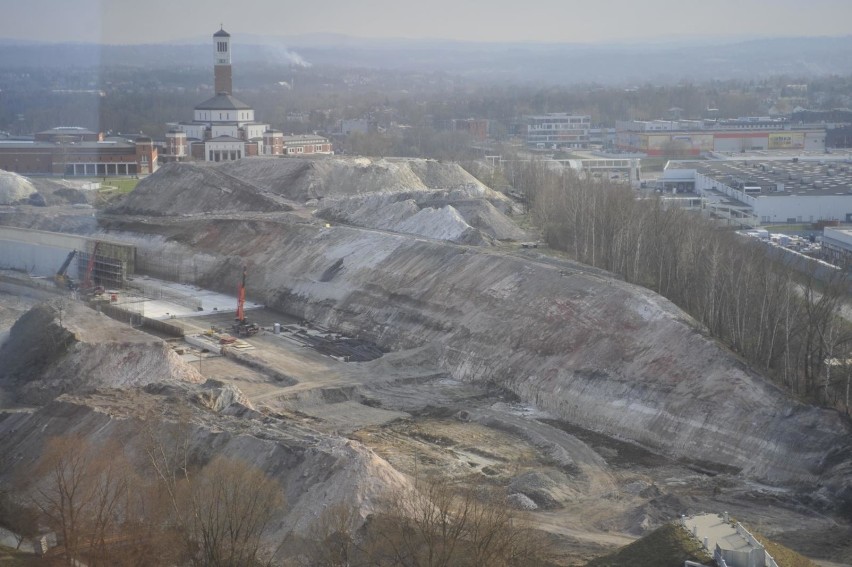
[{"left": 162, "top": 27, "right": 330, "bottom": 162}]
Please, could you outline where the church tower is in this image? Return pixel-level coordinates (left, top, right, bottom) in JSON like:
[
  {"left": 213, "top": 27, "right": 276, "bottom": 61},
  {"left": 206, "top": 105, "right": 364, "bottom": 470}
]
[{"left": 213, "top": 26, "right": 232, "bottom": 94}]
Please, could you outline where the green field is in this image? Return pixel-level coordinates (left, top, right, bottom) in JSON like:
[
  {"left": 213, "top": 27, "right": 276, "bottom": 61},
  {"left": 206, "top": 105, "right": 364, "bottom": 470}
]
[{"left": 84, "top": 178, "right": 139, "bottom": 208}]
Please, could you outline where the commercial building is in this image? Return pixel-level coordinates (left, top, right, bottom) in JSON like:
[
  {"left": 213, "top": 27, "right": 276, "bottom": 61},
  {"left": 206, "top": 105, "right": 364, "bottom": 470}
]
[
  {"left": 0, "top": 127, "right": 157, "bottom": 177},
  {"left": 659, "top": 158, "right": 852, "bottom": 226},
  {"left": 162, "top": 27, "right": 331, "bottom": 163},
  {"left": 525, "top": 114, "right": 591, "bottom": 149},
  {"left": 616, "top": 118, "right": 826, "bottom": 156}
]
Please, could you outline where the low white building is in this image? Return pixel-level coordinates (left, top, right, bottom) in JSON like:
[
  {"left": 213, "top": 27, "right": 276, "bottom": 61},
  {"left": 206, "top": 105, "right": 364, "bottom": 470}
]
[{"left": 660, "top": 158, "right": 852, "bottom": 226}]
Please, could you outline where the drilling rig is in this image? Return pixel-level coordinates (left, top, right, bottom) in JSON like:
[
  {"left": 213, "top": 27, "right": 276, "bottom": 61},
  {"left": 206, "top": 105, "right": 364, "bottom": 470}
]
[{"left": 232, "top": 266, "right": 259, "bottom": 337}]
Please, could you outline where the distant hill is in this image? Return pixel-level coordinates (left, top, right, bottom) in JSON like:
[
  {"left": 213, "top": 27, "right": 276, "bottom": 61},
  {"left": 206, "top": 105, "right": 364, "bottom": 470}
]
[{"left": 1, "top": 35, "right": 852, "bottom": 84}]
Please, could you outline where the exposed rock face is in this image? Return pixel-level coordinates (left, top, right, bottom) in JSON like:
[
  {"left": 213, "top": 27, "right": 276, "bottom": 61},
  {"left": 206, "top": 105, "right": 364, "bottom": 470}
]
[
  {"left": 119, "top": 217, "right": 851, "bottom": 501},
  {"left": 0, "top": 302, "right": 202, "bottom": 405}
]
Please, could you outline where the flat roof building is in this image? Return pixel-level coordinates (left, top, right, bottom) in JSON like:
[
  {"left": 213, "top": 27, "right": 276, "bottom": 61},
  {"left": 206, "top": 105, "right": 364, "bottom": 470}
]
[
  {"left": 616, "top": 118, "right": 826, "bottom": 156},
  {"left": 660, "top": 157, "right": 852, "bottom": 225},
  {"left": 0, "top": 134, "right": 157, "bottom": 177}
]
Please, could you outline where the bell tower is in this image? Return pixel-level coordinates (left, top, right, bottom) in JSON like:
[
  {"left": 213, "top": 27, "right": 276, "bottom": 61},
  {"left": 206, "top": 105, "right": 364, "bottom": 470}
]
[{"left": 213, "top": 26, "right": 232, "bottom": 94}]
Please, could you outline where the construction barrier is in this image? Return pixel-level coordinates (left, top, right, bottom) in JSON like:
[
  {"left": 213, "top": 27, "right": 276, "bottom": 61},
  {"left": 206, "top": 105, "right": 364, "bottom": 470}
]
[{"left": 98, "top": 303, "right": 185, "bottom": 337}]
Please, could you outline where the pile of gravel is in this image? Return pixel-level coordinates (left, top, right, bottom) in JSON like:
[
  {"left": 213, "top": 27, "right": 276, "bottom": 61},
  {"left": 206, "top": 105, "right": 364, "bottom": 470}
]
[
  {"left": 0, "top": 170, "right": 37, "bottom": 204},
  {"left": 506, "top": 492, "right": 539, "bottom": 510}
]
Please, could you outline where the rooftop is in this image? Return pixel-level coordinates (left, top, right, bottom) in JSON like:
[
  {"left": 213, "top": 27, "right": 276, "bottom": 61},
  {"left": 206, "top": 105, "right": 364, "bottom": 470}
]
[
  {"left": 195, "top": 93, "right": 252, "bottom": 111},
  {"left": 671, "top": 158, "right": 852, "bottom": 197}
]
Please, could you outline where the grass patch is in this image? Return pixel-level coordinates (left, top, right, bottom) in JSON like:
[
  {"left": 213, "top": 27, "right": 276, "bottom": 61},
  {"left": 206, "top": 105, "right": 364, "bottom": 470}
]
[
  {"left": 585, "top": 523, "right": 713, "bottom": 567},
  {"left": 750, "top": 530, "right": 819, "bottom": 567},
  {"left": 89, "top": 177, "right": 139, "bottom": 208}
]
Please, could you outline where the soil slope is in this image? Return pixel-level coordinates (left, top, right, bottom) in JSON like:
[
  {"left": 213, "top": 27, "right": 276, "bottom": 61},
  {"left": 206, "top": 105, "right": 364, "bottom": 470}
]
[
  {"left": 115, "top": 216, "right": 852, "bottom": 510},
  {"left": 0, "top": 301, "right": 202, "bottom": 405}
]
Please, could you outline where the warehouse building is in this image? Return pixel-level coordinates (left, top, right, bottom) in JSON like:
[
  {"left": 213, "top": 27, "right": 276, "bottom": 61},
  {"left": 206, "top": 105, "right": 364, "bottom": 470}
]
[{"left": 659, "top": 158, "right": 852, "bottom": 226}]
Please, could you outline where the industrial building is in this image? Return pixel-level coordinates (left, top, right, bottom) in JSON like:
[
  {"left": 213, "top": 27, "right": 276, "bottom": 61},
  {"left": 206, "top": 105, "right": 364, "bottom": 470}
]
[
  {"left": 0, "top": 127, "right": 157, "bottom": 177},
  {"left": 616, "top": 118, "right": 826, "bottom": 156},
  {"left": 659, "top": 157, "right": 852, "bottom": 225},
  {"left": 822, "top": 226, "right": 852, "bottom": 266},
  {"left": 161, "top": 27, "right": 331, "bottom": 163}
]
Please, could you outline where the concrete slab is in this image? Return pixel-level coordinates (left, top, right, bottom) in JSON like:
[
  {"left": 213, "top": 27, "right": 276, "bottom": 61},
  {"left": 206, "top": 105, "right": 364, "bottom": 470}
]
[
  {"left": 112, "top": 275, "right": 261, "bottom": 320},
  {"left": 684, "top": 513, "right": 750, "bottom": 556}
]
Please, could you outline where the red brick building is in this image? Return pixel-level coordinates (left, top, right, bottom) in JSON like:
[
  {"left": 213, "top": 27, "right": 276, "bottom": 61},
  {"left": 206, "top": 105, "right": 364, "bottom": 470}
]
[{"left": 0, "top": 127, "right": 157, "bottom": 176}]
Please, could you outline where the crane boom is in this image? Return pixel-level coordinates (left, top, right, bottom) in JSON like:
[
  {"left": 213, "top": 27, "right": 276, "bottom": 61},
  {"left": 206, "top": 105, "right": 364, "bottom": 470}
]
[
  {"left": 236, "top": 266, "right": 247, "bottom": 322},
  {"left": 83, "top": 241, "right": 100, "bottom": 290},
  {"left": 231, "top": 266, "right": 258, "bottom": 337}
]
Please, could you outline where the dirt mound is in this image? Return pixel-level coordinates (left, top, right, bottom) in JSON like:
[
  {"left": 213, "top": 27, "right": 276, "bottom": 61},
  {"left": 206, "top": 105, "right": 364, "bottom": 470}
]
[
  {"left": 107, "top": 157, "right": 513, "bottom": 222},
  {"left": 0, "top": 170, "right": 37, "bottom": 204},
  {"left": 0, "top": 384, "right": 413, "bottom": 544},
  {"left": 314, "top": 185, "right": 522, "bottom": 244},
  {"left": 508, "top": 469, "right": 581, "bottom": 509},
  {"left": 451, "top": 200, "right": 528, "bottom": 241},
  {"left": 0, "top": 301, "right": 202, "bottom": 405},
  {"left": 29, "top": 178, "right": 93, "bottom": 205},
  {"left": 106, "top": 161, "right": 294, "bottom": 216}
]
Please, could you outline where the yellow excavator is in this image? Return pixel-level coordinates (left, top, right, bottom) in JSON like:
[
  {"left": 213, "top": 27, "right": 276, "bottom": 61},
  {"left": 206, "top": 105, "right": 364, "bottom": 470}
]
[{"left": 54, "top": 250, "right": 78, "bottom": 290}]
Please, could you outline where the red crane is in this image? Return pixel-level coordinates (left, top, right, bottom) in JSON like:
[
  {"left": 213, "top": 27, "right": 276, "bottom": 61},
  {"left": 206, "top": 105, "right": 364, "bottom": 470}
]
[
  {"left": 236, "top": 266, "right": 247, "bottom": 323},
  {"left": 83, "top": 241, "right": 101, "bottom": 291},
  {"left": 232, "top": 266, "right": 259, "bottom": 337}
]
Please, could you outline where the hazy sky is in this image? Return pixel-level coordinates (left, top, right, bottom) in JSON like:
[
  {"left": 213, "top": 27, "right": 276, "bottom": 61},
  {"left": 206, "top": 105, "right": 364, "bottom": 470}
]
[{"left": 2, "top": 0, "right": 851, "bottom": 44}]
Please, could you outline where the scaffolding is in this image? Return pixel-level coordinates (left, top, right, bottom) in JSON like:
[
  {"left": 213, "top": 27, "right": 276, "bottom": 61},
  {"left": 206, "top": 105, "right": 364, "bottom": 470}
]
[{"left": 76, "top": 251, "right": 126, "bottom": 289}]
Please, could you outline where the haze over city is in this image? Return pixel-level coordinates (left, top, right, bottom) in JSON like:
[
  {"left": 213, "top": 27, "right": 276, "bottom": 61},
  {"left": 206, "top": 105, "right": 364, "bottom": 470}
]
[{"left": 2, "top": 0, "right": 852, "bottom": 44}]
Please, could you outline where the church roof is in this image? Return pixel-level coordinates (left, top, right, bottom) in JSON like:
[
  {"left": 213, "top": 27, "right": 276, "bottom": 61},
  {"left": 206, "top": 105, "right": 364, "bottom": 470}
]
[
  {"left": 207, "top": 135, "right": 243, "bottom": 143},
  {"left": 195, "top": 93, "right": 252, "bottom": 111},
  {"left": 214, "top": 28, "right": 230, "bottom": 37}
]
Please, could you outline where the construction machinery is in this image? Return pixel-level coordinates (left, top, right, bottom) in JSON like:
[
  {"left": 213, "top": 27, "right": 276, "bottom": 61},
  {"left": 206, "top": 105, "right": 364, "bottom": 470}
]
[
  {"left": 82, "top": 242, "right": 105, "bottom": 295},
  {"left": 232, "top": 266, "right": 259, "bottom": 337},
  {"left": 54, "top": 250, "right": 78, "bottom": 290}
]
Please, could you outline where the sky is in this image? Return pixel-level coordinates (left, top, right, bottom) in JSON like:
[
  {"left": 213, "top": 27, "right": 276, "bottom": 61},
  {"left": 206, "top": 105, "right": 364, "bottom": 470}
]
[{"left": 1, "top": 0, "right": 851, "bottom": 45}]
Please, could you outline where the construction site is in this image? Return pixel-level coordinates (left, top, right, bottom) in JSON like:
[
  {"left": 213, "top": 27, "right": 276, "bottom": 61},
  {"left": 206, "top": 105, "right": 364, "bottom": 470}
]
[{"left": 0, "top": 158, "right": 851, "bottom": 566}]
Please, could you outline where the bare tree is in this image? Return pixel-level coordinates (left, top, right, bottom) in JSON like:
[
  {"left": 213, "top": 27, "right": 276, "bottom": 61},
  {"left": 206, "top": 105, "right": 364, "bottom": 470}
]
[
  {"left": 187, "top": 456, "right": 284, "bottom": 567},
  {"left": 143, "top": 413, "right": 285, "bottom": 567},
  {"left": 29, "top": 435, "right": 130, "bottom": 566}
]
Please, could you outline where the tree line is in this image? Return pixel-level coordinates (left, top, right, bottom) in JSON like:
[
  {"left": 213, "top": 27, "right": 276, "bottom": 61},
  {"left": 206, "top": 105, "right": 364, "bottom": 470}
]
[
  {"left": 0, "top": 418, "right": 557, "bottom": 566},
  {"left": 511, "top": 161, "right": 852, "bottom": 411}
]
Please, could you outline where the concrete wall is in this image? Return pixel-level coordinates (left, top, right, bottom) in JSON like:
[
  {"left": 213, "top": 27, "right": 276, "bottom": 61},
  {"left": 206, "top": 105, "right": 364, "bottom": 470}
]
[
  {"left": 0, "top": 227, "right": 87, "bottom": 278},
  {"left": 0, "top": 227, "right": 135, "bottom": 281}
]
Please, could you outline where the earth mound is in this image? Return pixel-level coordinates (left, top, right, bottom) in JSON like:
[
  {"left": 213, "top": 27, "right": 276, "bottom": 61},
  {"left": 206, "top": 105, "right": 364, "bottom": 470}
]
[
  {"left": 0, "top": 301, "right": 202, "bottom": 405},
  {"left": 107, "top": 157, "right": 515, "bottom": 220},
  {"left": 315, "top": 189, "right": 526, "bottom": 244},
  {"left": 0, "top": 170, "right": 37, "bottom": 204},
  {"left": 106, "top": 161, "right": 295, "bottom": 216}
]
